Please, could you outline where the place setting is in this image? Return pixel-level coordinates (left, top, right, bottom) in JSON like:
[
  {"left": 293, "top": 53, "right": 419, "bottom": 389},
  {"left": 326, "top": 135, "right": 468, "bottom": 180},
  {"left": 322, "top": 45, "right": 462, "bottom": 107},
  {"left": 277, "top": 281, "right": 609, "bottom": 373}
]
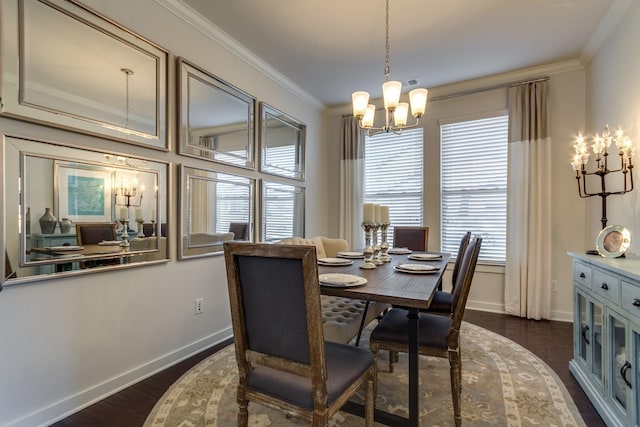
[
  {"left": 387, "top": 247, "right": 412, "bottom": 255},
  {"left": 318, "top": 273, "right": 367, "bottom": 287},
  {"left": 317, "top": 257, "right": 354, "bottom": 266},
  {"left": 394, "top": 263, "right": 439, "bottom": 274},
  {"left": 407, "top": 253, "right": 443, "bottom": 261},
  {"left": 336, "top": 251, "right": 365, "bottom": 259}
]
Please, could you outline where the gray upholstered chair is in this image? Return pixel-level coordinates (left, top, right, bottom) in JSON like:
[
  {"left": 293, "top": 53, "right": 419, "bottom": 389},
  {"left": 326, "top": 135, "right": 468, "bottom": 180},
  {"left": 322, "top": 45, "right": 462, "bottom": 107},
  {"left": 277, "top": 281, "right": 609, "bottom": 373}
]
[
  {"left": 429, "top": 231, "right": 472, "bottom": 315},
  {"left": 228, "top": 222, "right": 249, "bottom": 240},
  {"left": 369, "top": 236, "right": 482, "bottom": 427},
  {"left": 223, "top": 242, "right": 375, "bottom": 426},
  {"left": 392, "top": 226, "right": 429, "bottom": 251},
  {"left": 75, "top": 223, "right": 117, "bottom": 245}
]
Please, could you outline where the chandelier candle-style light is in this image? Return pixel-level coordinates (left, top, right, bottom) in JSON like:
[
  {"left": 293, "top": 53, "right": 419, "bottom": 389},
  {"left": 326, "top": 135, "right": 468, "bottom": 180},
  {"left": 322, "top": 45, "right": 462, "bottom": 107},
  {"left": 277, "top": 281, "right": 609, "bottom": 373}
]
[
  {"left": 571, "top": 124, "right": 634, "bottom": 229},
  {"left": 351, "top": 0, "right": 428, "bottom": 135}
]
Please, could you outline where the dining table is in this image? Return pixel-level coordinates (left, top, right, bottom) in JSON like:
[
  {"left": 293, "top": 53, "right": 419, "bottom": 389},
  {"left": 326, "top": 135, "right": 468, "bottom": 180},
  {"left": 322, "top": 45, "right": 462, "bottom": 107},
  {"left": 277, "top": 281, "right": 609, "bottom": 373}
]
[{"left": 318, "top": 250, "right": 450, "bottom": 427}]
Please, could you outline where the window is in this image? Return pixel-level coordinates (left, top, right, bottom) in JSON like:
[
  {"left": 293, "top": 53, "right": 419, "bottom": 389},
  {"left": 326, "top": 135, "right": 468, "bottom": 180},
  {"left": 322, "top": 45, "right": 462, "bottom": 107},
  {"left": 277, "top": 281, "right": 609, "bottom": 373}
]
[
  {"left": 261, "top": 181, "right": 305, "bottom": 242},
  {"left": 364, "top": 128, "right": 424, "bottom": 235},
  {"left": 440, "top": 114, "right": 508, "bottom": 264}
]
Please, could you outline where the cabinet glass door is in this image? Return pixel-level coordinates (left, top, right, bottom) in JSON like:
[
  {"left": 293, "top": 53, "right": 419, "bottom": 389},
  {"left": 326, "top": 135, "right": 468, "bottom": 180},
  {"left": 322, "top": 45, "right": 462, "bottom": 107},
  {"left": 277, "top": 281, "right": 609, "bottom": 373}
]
[
  {"left": 592, "top": 302, "right": 603, "bottom": 382},
  {"left": 610, "top": 314, "right": 629, "bottom": 412},
  {"left": 634, "top": 328, "right": 639, "bottom": 427},
  {"left": 577, "top": 292, "right": 588, "bottom": 363}
]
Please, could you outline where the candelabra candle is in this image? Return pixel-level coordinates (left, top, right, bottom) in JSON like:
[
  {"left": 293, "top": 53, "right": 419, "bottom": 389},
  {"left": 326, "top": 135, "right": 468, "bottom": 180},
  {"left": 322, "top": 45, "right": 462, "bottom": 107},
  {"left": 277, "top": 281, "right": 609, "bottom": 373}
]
[
  {"left": 360, "top": 222, "right": 376, "bottom": 270},
  {"left": 379, "top": 223, "right": 391, "bottom": 262},
  {"left": 371, "top": 223, "right": 382, "bottom": 265},
  {"left": 571, "top": 125, "right": 635, "bottom": 229}
]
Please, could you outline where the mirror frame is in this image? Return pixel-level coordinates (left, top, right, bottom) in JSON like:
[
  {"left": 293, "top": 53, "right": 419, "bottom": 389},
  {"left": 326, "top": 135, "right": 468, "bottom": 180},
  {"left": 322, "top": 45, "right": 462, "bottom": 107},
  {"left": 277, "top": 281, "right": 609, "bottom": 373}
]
[
  {"left": 0, "top": 0, "right": 170, "bottom": 150},
  {"left": 178, "top": 57, "right": 256, "bottom": 168},
  {"left": 259, "top": 102, "right": 306, "bottom": 180},
  {"left": 261, "top": 179, "right": 305, "bottom": 242},
  {"left": 1, "top": 132, "right": 171, "bottom": 286},
  {"left": 179, "top": 165, "right": 255, "bottom": 260}
]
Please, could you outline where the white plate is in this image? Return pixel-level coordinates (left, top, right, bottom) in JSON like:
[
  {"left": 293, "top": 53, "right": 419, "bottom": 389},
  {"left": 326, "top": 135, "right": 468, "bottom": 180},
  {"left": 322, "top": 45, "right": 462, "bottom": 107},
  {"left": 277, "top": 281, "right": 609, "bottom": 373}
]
[
  {"left": 318, "top": 257, "right": 353, "bottom": 266},
  {"left": 336, "top": 251, "right": 365, "bottom": 259},
  {"left": 45, "top": 245, "right": 84, "bottom": 251},
  {"left": 388, "top": 247, "right": 412, "bottom": 255},
  {"left": 98, "top": 240, "right": 123, "bottom": 246},
  {"left": 395, "top": 263, "right": 438, "bottom": 274},
  {"left": 319, "top": 273, "right": 367, "bottom": 287},
  {"left": 408, "top": 253, "right": 442, "bottom": 261}
]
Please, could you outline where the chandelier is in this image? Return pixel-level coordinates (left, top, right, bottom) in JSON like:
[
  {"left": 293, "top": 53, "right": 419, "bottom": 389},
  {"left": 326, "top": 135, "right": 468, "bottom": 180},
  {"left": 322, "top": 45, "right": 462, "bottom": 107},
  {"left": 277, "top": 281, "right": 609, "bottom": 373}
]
[{"left": 351, "top": 0, "right": 428, "bottom": 135}]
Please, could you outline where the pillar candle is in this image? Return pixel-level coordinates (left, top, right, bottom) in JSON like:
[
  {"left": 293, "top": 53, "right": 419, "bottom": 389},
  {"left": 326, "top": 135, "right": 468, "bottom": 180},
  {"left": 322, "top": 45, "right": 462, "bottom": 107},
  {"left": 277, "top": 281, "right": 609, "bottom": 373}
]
[
  {"left": 135, "top": 208, "right": 142, "bottom": 221},
  {"left": 120, "top": 207, "right": 128, "bottom": 220},
  {"left": 363, "top": 203, "right": 375, "bottom": 223},
  {"left": 380, "top": 205, "right": 390, "bottom": 223},
  {"left": 374, "top": 204, "right": 381, "bottom": 223}
]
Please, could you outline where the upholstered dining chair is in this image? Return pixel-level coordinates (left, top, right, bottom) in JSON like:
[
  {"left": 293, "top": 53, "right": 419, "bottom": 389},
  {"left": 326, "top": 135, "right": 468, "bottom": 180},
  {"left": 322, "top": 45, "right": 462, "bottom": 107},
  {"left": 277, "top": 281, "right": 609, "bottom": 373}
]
[
  {"left": 223, "top": 242, "right": 375, "bottom": 426},
  {"left": 75, "top": 223, "right": 117, "bottom": 245},
  {"left": 392, "top": 226, "right": 429, "bottom": 251},
  {"left": 369, "top": 236, "right": 482, "bottom": 427},
  {"left": 228, "top": 222, "right": 249, "bottom": 240},
  {"left": 429, "top": 231, "right": 472, "bottom": 315}
]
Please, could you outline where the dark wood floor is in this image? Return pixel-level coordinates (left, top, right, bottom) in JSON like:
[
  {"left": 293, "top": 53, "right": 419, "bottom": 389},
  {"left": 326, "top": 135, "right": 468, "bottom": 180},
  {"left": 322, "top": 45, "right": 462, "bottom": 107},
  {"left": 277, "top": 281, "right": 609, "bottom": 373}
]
[{"left": 51, "top": 309, "right": 604, "bottom": 427}]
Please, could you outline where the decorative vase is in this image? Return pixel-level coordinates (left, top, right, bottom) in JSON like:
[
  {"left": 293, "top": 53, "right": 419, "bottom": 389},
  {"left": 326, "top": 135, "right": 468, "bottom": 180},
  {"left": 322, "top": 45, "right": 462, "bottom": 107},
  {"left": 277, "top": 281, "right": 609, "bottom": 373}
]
[
  {"left": 39, "top": 208, "right": 57, "bottom": 234},
  {"left": 59, "top": 218, "right": 73, "bottom": 234}
]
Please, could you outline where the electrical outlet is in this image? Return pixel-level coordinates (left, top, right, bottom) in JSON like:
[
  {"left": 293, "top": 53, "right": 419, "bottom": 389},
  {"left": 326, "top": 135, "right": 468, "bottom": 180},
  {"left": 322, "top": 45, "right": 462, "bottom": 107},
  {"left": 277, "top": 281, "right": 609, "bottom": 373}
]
[
  {"left": 551, "top": 280, "right": 558, "bottom": 293},
  {"left": 195, "top": 298, "right": 204, "bottom": 314}
]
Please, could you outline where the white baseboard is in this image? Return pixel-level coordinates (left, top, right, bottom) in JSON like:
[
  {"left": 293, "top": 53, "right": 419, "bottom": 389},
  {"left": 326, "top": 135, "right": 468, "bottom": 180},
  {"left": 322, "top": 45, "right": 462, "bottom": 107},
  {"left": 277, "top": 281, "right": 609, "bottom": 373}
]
[{"left": 5, "top": 327, "right": 233, "bottom": 427}]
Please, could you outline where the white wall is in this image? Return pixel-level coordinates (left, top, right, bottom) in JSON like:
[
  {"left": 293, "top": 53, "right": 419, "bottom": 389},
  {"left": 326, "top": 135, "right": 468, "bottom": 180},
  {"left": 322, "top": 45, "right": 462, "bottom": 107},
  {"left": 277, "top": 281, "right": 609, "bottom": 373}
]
[
  {"left": 327, "top": 64, "right": 587, "bottom": 320},
  {"left": 585, "top": 0, "right": 640, "bottom": 248},
  {"left": 0, "top": 1, "right": 329, "bottom": 426}
]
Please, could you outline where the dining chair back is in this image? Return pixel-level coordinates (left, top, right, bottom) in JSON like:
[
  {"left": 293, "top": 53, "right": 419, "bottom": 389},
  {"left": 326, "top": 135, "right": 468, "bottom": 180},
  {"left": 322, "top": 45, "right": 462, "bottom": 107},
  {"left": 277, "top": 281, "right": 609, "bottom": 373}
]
[
  {"left": 393, "top": 226, "right": 429, "bottom": 251},
  {"left": 429, "top": 231, "right": 472, "bottom": 315},
  {"left": 369, "top": 236, "right": 482, "bottom": 427},
  {"left": 75, "top": 223, "right": 117, "bottom": 245},
  {"left": 223, "top": 242, "right": 375, "bottom": 426},
  {"left": 228, "top": 222, "right": 249, "bottom": 240}
]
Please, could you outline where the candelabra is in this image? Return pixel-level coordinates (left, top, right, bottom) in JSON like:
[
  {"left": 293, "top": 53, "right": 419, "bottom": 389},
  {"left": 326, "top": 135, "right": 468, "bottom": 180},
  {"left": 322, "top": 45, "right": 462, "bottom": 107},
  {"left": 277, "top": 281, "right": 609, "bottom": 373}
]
[
  {"left": 136, "top": 219, "right": 145, "bottom": 237},
  {"left": 379, "top": 222, "right": 391, "bottom": 262},
  {"left": 114, "top": 177, "right": 144, "bottom": 246},
  {"left": 371, "top": 223, "right": 382, "bottom": 265},
  {"left": 571, "top": 125, "right": 634, "bottom": 229},
  {"left": 360, "top": 223, "right": 376, "bottom": 270}
]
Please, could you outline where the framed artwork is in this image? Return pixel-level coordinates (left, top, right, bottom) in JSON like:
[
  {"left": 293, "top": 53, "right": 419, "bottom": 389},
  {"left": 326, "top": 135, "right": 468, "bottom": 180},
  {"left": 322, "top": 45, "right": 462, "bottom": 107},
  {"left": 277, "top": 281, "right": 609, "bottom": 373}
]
[
  {"left": 0, "top": 0, "right": 169, "bottom": 150},
  {"left": 54, "top": 161, "right": 114, "bottom": 223}
]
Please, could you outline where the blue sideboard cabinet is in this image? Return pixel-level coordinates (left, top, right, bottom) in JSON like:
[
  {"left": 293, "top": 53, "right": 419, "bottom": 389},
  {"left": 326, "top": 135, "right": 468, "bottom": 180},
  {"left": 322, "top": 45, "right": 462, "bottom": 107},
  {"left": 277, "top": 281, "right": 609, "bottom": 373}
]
[
  {"left": 569, "top": 252, "right": 640, "bottom": 427},
  {"left": 28, "top": 232, "right": 78, "bottom": 273}
]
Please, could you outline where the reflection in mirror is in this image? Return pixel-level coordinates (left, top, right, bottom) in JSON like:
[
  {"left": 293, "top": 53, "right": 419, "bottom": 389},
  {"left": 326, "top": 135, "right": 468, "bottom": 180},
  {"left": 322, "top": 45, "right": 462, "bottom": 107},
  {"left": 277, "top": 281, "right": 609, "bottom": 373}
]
[
  {"left": 261, "top": 180, "right": 305, "bottom": 242},
  {"left": 178, "top": 58, "right": 255, "bottom": 167},
  {"left": 0, "top": 0, "right": 168, "bottom": 149},
  {"left": 179, "top": 165, "right": 254, "bottom": 259},
  {"left": 260, "top": 103, "right": 305, "bottom": 180},
  {"left": 1, "top": 133, "right": 169, "bottom": 285}
]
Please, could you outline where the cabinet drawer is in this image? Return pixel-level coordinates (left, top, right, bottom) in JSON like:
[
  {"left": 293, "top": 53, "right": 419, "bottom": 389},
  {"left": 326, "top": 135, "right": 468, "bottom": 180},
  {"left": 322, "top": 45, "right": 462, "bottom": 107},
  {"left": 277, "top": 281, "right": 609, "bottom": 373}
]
[
  {"left": 591, "top": 269, "right": 620, "bottom": 304},
  {"left": 573, "top": 261, "right": 592, "bottom": 287},
  {"left": 620, "top": 281, "right": 640, "bottom": 321}
]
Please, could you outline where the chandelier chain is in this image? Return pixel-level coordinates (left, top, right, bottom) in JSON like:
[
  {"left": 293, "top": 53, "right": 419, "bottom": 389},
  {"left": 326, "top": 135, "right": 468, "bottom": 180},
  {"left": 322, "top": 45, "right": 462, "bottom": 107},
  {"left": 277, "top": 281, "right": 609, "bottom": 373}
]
[
  {"left": 384, "top": 0, "right": 390, "bottom": 81},
  {"left": 121, "top": 67, "right": 134, "bottom": 129}
]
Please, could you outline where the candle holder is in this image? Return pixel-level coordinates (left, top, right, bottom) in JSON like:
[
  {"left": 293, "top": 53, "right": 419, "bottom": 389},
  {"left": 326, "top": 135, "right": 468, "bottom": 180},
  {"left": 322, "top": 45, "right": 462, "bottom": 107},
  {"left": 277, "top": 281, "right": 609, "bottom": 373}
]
[
  {"left": 379, "top": 222, "right": 391, "bottom": 262},
  {"left": 151, "top": 219, "right": 157, "bottom": 237},
  {"left": 371, "top": 223, "right": 382, "bottom": 265},
  {"left": 136, "top": 219, "right": 145, "bottom": 237},
  {"left": 119, "top": 219, "right": 130, "bottom": 247},
  {"left": 360, "top": 223, "right": 376, "bottom": 270}
]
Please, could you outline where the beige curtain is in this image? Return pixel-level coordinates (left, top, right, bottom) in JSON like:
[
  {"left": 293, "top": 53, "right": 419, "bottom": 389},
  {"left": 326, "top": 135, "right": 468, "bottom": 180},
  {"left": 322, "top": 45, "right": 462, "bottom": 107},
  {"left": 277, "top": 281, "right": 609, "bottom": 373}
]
[
  {"left": 504, "top": 80, "right": 552, "bottom": 320},
  {"left": 339, "top": 116, "right": 365, "bottom": 248}
]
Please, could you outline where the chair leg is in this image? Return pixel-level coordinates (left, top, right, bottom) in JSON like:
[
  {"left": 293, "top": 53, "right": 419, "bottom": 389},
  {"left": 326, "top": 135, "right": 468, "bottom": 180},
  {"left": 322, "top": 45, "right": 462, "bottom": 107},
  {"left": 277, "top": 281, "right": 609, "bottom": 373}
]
[
  {"left": 365, "top": 367, "right": 375, "bottom": 426},
  {"left": 237, "top": 386, "right": 248, "bottom": 427},
  {"left": 388, "top": 350, "right": 398, "bottom": 373},
  {"left": 448, "top": 349, "right": 462, "bottom": 427},
  {"left": 312, "top": 409, "right": 329, "bottom": 426},
  {"left": 370, "top": 343, "right": 379, "bottom": 398}
]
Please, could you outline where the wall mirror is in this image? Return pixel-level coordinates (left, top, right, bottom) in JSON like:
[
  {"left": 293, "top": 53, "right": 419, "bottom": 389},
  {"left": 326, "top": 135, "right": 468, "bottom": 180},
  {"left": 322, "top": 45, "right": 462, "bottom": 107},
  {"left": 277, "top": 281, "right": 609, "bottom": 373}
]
[
  {"left": 261, "top": 180, "right": 305, "bottom": 242},
  {"left": 179, "top": 165, "right": 254, "bottom": 260},
  {"left": 178, "top": 58, "right": 255, "bottom": 168},
  {"left": 259, "top": 103, "right": 305, "bottom": 180},
  {"left": 0, "top": 0, "right": 169, "bottom": 150},
  {"left": 1, "top": 133, "right": 170, "bottom": 285}
]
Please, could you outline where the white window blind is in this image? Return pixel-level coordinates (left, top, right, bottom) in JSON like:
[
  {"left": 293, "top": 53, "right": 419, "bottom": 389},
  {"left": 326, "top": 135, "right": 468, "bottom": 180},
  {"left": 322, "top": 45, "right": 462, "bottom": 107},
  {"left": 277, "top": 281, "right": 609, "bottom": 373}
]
[
  {"left": 440, "top": 115, "right": 508, "bottom": 264},
  {"left": 262, "top": 181, "right": 305, "bottom": 242},
  {"left": 364, "top": 128, "right": 424, "bottom": 236},
  {"left": 214, "top": 173, "right": 252, "bottom": 235}
]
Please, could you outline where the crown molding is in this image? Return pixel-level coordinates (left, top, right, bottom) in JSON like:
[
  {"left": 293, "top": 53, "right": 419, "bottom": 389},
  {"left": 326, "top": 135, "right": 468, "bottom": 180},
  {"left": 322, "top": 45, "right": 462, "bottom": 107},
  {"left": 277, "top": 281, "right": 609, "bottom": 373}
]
[
  {"left": 580, "top": 0, "right": 634, "bottom": 66},
  {"left": 154, "top": 0, "right": 324, "bottom": 109}
]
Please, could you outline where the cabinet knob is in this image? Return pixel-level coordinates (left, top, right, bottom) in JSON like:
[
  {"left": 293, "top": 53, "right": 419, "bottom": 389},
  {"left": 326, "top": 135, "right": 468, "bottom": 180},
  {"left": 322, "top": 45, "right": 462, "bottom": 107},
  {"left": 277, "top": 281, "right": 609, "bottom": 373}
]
[
  {"left": 632, "top": 298, "right": 640, "bottom": 307},
  {"left": 579, "top": 272, "right": 586, "bottom": 278},
  {"left": 600, "top": 283, "right": 608, "bottom": 290}
]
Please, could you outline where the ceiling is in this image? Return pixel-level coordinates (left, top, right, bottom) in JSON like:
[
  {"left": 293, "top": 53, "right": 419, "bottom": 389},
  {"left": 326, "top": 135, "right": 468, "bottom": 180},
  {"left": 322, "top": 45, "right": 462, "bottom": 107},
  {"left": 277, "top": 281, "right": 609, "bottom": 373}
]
[{"left": 181, "top": 0, "right": 618, "bottom": 108}]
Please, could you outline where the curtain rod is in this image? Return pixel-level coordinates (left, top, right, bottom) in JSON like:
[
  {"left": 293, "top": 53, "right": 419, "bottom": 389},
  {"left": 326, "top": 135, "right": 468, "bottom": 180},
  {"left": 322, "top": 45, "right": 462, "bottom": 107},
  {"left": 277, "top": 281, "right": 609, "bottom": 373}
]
[{"left": 429, "top": 75, "right": 549, "bottom": 102}]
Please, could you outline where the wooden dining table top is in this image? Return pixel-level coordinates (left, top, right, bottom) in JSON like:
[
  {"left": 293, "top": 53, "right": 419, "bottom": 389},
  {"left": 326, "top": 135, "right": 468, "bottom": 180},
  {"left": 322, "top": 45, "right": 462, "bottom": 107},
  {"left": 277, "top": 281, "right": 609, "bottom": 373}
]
[{"left": 318, "top": 252, "right": 451, "bottom": 309}]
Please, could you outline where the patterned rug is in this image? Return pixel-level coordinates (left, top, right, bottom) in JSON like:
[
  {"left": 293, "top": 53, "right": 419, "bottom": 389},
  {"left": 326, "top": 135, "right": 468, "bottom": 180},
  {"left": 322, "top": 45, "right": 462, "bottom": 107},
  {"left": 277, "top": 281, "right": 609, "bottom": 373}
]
[{"left": 144, "top": 322, "right": 585, "bottom": 426}]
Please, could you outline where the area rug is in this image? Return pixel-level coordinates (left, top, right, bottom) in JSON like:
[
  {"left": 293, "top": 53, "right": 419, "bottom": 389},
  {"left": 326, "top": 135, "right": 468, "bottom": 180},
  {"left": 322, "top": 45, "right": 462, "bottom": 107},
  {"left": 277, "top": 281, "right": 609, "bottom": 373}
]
[{"left": 144, "top": 322, "right": 585, "bottom": 426}]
